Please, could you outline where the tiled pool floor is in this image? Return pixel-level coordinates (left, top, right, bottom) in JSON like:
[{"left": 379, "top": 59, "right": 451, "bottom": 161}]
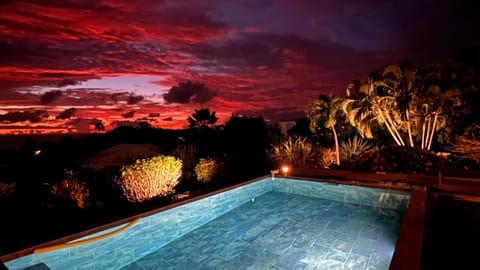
[{"left": 122, "top": 191, "right": 404, "bottom": 270}]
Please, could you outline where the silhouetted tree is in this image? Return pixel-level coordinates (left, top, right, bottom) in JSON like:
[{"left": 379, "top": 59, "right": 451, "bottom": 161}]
[
  {"left": 188, "top": 108, "right": 218, "bottom": 128},
  {"left": 288, "top": 117, "right": 312, "bottom": 138},
  {"left": 224, "top": 116, "right": 270, "bottom": 180},
  {"left": 94, "top": 122, "right": 105, "bottom": 132},
  {"left": 138, "top": 121, "right": 152, "bottom": 129}
]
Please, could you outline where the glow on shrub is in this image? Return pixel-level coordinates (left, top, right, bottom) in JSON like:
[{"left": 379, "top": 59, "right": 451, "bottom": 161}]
[
  {"left": 0, "top": 182, "right": 16, "bottom": 200},
  {"left": 195, "top": 158, "right": 222, "bottom": 183},
  {"left": 51, "top": 171, "right": 89, "bottom": 208},
  {"left": 118, "top": 155, "right": 182, "bottom": 203}
]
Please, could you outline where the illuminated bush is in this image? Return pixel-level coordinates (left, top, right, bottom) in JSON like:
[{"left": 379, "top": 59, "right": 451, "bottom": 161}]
[
  {"left": 340, "top": 136, "right": 376, "bottom": 162},
  {"left": 0, "top": 182, "right": 15, "bottom": 200},
  {"left": 450, "top": 136, "right": 480, "bottom": 164},
  {"left": 118, "top": 155, "right": 182, "bottom": 202},
  {"left": 316, "top": 146, "right": 336, "bottom": 168},
  {"left": 271, "top": 137, "right": 314, "bottom": 167},
  {"left": 195, "top": 158, "right": 222, "bottom": 183},
  {"left": 51, "top": 171, "right": 89, "bottom": 208}
]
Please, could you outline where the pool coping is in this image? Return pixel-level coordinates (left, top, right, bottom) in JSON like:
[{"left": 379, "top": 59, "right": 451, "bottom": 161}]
[{"left": 1, "top": 175, "right": 423, "bottom": 269}]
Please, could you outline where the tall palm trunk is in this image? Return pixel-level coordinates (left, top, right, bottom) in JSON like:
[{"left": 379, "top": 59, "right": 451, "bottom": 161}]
[
  {"left": 331, "top": 126, "right": 340, "bottom": 165},
  {"left": 406, "top": 110, "right": 414, "bottom": 147},
  {"left": 375, "top": 106, "right": 404, "bottom": 146},
  {"left": 427, "top": 112, "right": 438, "bottom": 150}
]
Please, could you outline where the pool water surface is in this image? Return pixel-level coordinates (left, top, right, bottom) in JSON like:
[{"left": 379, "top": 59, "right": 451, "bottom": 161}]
[{"left": 122, "top": 190, "right": 404, "bottom": 270}]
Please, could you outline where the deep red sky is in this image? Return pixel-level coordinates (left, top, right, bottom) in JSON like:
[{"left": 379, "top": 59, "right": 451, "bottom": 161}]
[{"left": 0, "top": 0, "right": 478, "bottom": 134}]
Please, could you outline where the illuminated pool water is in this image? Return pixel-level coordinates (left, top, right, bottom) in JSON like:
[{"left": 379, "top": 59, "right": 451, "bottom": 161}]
[{"left": 4, "top": 177, "right": 410, "bottom": 270}]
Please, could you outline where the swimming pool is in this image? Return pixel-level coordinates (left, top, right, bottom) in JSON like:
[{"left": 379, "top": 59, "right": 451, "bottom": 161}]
[{"left": 4, "top": 177, "right": 410, "bottom": 270}]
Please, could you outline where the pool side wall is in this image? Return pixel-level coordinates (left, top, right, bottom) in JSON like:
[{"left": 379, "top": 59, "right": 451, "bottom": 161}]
[
  {"left": 272, "top": 178, "right": 410, "bottom": 209},
  {"left": 5, "top": 177, "right": 410, "bottom": 270}
]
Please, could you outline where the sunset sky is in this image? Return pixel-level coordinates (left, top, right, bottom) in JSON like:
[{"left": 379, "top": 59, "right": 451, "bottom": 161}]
[{"left": 0, "top": 0, "right": 478, "bottom": 134}]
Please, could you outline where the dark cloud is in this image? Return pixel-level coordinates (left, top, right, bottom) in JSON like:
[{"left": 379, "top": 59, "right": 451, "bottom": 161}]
[
  {"left": 40, "top": 90, "right": 62, "bottom": 104},
  {"left": 57, "top": 78, "right": 80, "bottom": 87},
  {"left": 163, "top": 81, "right": 217, "bottom": 104},
  {"left": 127, "top": 94, "right": 144, "bottom": 105},
  {"left": 110, "top": 92, "right": 129, "bottom": 103},
  {"left": 112, "top": 121, "right": 139, "bottom": 128},
  {"left": 121, "top": 111, "right": 135, "bottom": 118},
  {"left": 233, "top": 107, "right": 305, "bottom": 122},
  {"left": 149, "top": 112, "right": 160, "bottom": 117},
  {"left": 192, "top": 36, "right": 282, "bottom": 69},
  {"left": 163, "top": 117, "right": 173, "bottom": 121},
  {"left": 0, "top": 110, "right": 49, "bottom": 123},
  {"left": 56, "top": 108, "right": 77, "bottom": 119}
]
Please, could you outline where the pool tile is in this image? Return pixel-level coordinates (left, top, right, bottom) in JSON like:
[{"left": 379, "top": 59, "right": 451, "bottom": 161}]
[
  {"left": 344, "top": 253, "right": 370, "bottom": 269},
  {"left": 332, "top": 239, "right": 353, "bottom": 253}
]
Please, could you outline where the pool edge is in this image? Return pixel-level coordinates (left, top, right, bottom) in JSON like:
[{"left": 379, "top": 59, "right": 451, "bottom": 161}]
[{"left": 389, "top": 186, "right": 427, "bottom": 270}]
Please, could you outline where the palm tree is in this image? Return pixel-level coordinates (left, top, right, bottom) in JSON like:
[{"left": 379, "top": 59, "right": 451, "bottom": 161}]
[
  {"left": 188, "top": 108, "right": 218, "bottom": 128},
  {"left": 343, "top": 62, "right": 465, "bottom": 151},
  {"left": 307, "top": 95, "right": 344, "bottom": 165},
  {"left": 343, "top": 74, "right": 407, "bottom": 147}
]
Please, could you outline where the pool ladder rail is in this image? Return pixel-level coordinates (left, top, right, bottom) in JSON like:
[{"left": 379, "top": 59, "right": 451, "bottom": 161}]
[{"left": 33, "top": 217, "right": 142, "bottom": 254}]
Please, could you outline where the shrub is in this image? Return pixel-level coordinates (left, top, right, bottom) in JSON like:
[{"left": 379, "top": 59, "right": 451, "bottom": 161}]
[
  {"left": 118, "top": 155, "right": 182, "bottom": 202},
  {"left": 315, "top": 146, "right": 336, "bottom": 168},
  {"left": 271, "top": 137, "right": 314, "bottom": 167},
  {"left": 449, "top": 136, "right": 480, "bottom": 164},
  {"left": 51, "top": 170, "right": 89, "bottom": 208},
  {"left": 0, "top": 182, "right": 15, "bottom": 200},
  {"left": 172, "top": 143, "right": 196, "bottom": 169},
  {"left": 340, "top": 136, "right": 376, "bottom": 163},
  {"left": 195, "top": 158, "right": 222, "bottom": 183},
  {"left": 370, "top": 146, "right": 440, "bottom": 175}
]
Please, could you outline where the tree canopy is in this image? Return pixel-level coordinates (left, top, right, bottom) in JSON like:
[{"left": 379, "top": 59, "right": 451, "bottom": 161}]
[{"left": 187, "top": 108, "right": 218, "bottom": 128}]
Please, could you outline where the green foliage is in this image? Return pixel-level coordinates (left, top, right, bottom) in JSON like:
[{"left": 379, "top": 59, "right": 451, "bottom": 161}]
[
  {"left": 340, "top": 136, "right": 376, "bottom": 162},
  {"left": 0, "top": 182, "right": 15, "bottom": 200},
  {"left": 188, "top": 108, "right": 218, "bottom": 128},
  {"left": 118, "top": 155, "right": 182, "bottom": 202},
  {"left": 172, "top": 143, "right": 197, "bottom": 169},
  {"left": 51, "top": 170, "right": 89, "bottom": 208},
  {"left": 194, "top": 157, "right": 223, "bottom": 183},
  {"left": 271, "top": 137, "right": 314, "bottom": 167}
]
